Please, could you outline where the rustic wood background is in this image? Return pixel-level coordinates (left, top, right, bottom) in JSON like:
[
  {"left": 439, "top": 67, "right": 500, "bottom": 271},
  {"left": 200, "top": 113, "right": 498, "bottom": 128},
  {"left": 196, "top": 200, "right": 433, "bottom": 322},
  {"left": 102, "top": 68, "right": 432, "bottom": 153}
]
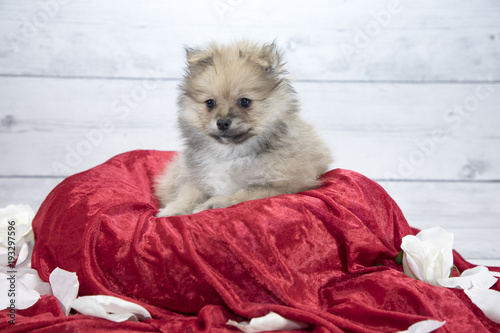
[{"left": 1, "top": 0, "right": 499, "bottom": 265}]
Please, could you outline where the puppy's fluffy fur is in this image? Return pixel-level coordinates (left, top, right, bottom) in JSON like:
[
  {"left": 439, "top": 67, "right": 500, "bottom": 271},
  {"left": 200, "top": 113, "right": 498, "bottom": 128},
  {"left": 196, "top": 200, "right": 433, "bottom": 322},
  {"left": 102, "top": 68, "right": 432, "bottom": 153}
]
[{"left": 155, "top": 41, "right": 332, "bottom": 217}]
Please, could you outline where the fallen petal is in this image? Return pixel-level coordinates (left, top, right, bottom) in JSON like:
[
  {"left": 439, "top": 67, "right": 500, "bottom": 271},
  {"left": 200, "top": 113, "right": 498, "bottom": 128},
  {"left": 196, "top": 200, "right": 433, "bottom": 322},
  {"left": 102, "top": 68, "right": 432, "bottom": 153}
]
[
  {"left": 70, "top": 295, "right": 151, "bottom": 322},
  {"left": 397, "top": 319, "right": 446, "bottom": 333},
  {"left": 464, "top": 288, "right": 500, "bottom": 324},
  {"left": 437, "top": 266, "right": 497, "bottom": 290},
  {"left": 15, "top": 282, "right": 41, "bottom": 310},
  {"left": 49, "top": 267, "right": 79, "bottom": 315},
  {"left": 0, "top": 270, "right": 41, "bottom": 310},
  {"left": 18, "top": 267, "right": 52, "bottom": 296},
  {"left": 489, "top": 271, "right": 500, "bottom": 278},
  {"left": 227, "top": 312, "right": 308, "bottom": 333}
]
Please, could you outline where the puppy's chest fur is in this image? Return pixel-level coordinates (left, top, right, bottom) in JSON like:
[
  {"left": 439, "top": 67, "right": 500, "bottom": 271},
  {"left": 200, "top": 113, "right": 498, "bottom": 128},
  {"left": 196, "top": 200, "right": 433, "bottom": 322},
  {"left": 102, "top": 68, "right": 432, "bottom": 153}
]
[{"left": 188, "top": 152, "right": 274, "bottom": 196}]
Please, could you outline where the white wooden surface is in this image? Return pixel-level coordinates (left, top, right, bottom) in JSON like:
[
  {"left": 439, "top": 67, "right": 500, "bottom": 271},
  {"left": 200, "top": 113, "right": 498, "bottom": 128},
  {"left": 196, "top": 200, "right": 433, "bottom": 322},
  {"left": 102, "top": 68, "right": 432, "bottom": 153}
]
[{"left": 0, "top": 0, "right": 499, "bottom": 266}]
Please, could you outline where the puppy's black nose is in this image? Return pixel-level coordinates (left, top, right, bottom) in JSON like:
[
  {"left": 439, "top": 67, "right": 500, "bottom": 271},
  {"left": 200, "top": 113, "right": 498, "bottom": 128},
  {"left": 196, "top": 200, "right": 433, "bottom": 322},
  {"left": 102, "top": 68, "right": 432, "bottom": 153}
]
[{"left": 216, "top": 118, "right": 232, "bottom": 131}]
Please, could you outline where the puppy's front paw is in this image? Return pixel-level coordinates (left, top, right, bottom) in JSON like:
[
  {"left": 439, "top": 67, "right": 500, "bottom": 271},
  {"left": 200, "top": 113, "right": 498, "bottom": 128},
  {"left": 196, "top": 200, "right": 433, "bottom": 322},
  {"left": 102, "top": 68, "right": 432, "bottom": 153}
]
[
  {"left": 193, "top": 196, "right": 235, "bottom": 214},
  {"left": 156, "top": 205, "right": 190, "bottom": 217}
]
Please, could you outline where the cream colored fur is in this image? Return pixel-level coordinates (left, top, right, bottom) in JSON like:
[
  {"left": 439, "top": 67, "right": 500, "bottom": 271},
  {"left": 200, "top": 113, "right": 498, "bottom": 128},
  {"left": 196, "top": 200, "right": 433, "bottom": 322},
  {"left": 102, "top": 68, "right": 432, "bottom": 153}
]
[{"left": 155, "top": 41, "right": 332, "bottom": 217}]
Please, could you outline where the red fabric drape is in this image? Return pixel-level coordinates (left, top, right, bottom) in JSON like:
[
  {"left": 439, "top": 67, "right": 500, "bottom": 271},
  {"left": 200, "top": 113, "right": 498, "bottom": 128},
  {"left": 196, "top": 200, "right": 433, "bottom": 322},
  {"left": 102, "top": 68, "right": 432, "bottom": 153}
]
[{"left": 2, "top": 150, "right": 498, "bottom": 332}]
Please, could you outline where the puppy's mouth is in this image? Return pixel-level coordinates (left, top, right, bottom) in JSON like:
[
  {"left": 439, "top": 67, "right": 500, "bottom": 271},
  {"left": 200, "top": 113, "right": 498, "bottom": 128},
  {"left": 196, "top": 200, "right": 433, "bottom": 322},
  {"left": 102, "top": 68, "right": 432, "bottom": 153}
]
[{"left": 210, "top": 130, "right": 254, "bottom": 144}]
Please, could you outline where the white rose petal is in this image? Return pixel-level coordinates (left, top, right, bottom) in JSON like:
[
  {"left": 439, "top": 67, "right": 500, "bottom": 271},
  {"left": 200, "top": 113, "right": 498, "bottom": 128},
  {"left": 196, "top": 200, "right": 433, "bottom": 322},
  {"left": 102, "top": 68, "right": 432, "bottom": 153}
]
[
  {"left": 0, "top": 266, "right": 51, "bottom": 310},
  {"left": 402, "top": 250, "right": 425, "bottom": 282},
  {"left": 70, "top": 295, "right": 152, "bottom": 322},
  {"left": 0, "top": 204, "right": 35, "bottom": 267},
  {"left": 437, "top": 266, "right": 500, "bottom": 323},
  {"left": 437, "top": 266, "right": 497, "bottom": 290},
  {"left": 464, "top": 288, "right": 500, "bottom": 324},
  {"left": 18, "top": 268, "right": 52, "bottom": 296},
  {"left": 397, "top": 319, "right": 446, "bottom": 333},
  {"left": 50, "top": 267, "right": 80, "bottom": 315},
  {"left": 226, "top": 312, "right": 308, "bottom": 333},
  {"left": 401, "top": 227, "right": 454, "bottom": 286},
  {"left": 16, "top": 241, "right": 33, "bottom": 268}
]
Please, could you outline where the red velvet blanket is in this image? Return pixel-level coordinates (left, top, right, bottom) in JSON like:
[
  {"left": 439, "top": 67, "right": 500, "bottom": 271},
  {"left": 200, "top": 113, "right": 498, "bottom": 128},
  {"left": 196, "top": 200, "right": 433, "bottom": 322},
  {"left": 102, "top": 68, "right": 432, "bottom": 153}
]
[{"left": 2, "top": 150, "right": 499, "bottom": 332}]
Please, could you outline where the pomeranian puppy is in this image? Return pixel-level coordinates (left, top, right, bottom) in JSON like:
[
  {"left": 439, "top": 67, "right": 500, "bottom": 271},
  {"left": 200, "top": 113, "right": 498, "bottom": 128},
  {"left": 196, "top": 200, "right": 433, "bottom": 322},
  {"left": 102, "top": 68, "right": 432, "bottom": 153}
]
[{"left": 155, "top": 41, "right": 332, "bottom": 217}]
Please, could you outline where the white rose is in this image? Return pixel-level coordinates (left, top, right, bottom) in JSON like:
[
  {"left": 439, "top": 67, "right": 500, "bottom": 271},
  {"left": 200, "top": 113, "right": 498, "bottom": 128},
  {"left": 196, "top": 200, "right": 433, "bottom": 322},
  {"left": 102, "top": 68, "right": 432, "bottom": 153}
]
[
  {"left": 0, "top": 204, "right": 35, "bottom": 267},
  {"left": 400, "top": 226, "right": 454, "bottom": 286}
]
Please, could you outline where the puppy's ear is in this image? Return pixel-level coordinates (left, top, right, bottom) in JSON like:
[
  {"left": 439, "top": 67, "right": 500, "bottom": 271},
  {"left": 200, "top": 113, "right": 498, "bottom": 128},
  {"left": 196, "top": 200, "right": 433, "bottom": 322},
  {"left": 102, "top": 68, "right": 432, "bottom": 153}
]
[
  {"left": 261, "top": 41, "right": 283, "bottom": 70},
  {"left": 185, "top": 47, "right": 214, "bottom": 69},
  {"left": 245, "top": 41, "right": 283, "bottom": 73}
]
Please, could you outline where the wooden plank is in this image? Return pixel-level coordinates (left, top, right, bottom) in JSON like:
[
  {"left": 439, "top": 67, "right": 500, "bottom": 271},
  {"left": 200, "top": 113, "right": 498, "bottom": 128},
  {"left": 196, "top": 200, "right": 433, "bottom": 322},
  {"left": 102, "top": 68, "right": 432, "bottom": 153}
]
[
  {"left": 0, "top": 0, "right": 499, "bottom": 80},
  {"left": 468, "top": 259, "right": 500, "bottom": 267},
  {"left": 2, "top": 0, "right": 500, "bottom": 29},
  {"left": 1, "top": 77, "right": 499, "bottom": 179},
  {"left": 1, "top": 177, "right": 498, "bottom": 262},
  {"left": 449, "top": 228, "right": 500, "bottom": 260},
  {"left": 0, "top": 177, "right": 63, "bottom": 210},
  {"left": 378, "top": 181, "right": 500, "bottom": 229},
  {"left": 379, "top": 181, "right": 500, "bottom": 262},
  {"left": 15, "top": 128, "right": 500, "bottom": 180}
]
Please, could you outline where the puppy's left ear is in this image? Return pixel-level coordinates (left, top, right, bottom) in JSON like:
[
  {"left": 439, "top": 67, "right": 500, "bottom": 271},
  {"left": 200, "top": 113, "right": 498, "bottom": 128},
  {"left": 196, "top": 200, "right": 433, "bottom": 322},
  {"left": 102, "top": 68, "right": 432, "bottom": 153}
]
[{"left": 255, "top": 41, "right": 284, "bottom": 73}]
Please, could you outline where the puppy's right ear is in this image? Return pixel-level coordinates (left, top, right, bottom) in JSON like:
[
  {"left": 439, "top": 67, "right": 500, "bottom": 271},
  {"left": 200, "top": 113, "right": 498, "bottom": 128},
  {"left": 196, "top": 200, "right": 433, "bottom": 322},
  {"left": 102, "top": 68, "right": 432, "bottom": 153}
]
[{"left": 185, "top": 47, "right": 213, "bottom": 68}]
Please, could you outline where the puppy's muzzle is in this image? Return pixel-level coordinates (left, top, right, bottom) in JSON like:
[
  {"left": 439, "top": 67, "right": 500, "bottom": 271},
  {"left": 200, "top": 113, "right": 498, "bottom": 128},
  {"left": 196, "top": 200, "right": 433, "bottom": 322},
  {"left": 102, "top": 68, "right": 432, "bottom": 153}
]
[{"left": 216, "top": 118, "right": 232, "bottom": 131}]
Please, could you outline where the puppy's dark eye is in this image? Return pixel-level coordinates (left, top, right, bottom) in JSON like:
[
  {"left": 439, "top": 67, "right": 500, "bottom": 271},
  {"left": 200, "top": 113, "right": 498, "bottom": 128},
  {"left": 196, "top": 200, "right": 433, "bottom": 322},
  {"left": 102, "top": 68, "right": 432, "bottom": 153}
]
[
  {"left": 238, "top": 98, "right": 252, "bottom": 108},
  {"left": 205, "top": 99, "right": 216, "bottom": 110}
]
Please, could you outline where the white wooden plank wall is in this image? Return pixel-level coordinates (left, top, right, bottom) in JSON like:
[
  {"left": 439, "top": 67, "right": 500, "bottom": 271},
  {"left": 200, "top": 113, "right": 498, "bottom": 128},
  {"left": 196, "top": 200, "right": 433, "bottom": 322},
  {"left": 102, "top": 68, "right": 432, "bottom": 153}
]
[{"left": 0, "top": 0, "right": 499, "bottom": 266}]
